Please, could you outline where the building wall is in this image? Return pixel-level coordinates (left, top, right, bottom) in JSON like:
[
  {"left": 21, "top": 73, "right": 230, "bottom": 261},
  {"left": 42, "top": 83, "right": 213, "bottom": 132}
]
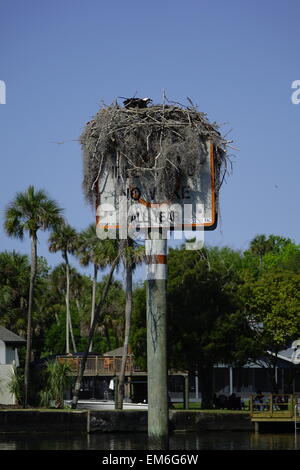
[
  {"left": 211, "top": 367, "right": 296, "bottom": 396},
  {"left": 0, "top": 364, "right": 15, "bottom": 405},
  {"left": 5, "top": 346, "right": 16, "bottom": 365},
  {"left": 0, "top": 340, "right": 5, "bottom": 365}
]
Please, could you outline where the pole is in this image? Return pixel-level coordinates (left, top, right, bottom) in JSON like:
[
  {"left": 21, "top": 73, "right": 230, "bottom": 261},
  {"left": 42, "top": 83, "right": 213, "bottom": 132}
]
[
  {"left": 184, "top": 375, "right": 189, "bottom": 410},
  {"left": 229, "top": 366, "right": 233, "bottom": 395},
  {"left": 145, "top": 235, "right": 168, "bottom": 449},
  {"left": 195, "top": 374, "right": 199, "bottom": 401},
  {"left": 65, "top": 255, "right": 70, "bottom": 354},
  {"left": 114, "top": 376, "right": 119, "bottom": 406}
]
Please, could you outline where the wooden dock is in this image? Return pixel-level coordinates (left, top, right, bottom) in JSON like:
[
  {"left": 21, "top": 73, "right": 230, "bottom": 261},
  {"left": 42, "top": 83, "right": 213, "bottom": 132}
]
[{"left": 250, "top": 394, "right": 300, "bottom": 430}]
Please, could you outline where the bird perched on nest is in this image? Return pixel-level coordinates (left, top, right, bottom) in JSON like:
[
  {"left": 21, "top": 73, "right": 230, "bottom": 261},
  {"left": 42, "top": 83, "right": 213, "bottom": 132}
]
[{"left": 121, "top": 97, "right": 152, "bottom": 109}]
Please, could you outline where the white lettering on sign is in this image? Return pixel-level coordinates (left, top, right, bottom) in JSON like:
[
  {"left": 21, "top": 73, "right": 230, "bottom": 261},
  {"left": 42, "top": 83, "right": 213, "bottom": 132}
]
[
  {"left": 291, "top": 80, "right": 300, "bottom": 105},
  {"left": 96, "top": 197, "right": 206, "bottom": 237},
  {"left": 0, "top": 80, "right": 6, "bottom": 104},
  {"left": 96, "top": 140, "right": 216, "bottom": 233}
]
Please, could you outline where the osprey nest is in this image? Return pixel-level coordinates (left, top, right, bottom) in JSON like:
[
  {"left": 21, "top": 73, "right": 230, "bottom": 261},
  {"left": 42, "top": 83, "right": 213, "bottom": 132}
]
[{"left": 81, "top": 100, "right": 230, "bottom": 206}]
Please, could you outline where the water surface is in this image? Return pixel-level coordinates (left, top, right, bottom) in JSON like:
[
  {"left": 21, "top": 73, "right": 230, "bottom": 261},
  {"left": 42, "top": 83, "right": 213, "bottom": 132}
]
[{"left": 0, "top": 432, "right": 299, "bottom": 450}]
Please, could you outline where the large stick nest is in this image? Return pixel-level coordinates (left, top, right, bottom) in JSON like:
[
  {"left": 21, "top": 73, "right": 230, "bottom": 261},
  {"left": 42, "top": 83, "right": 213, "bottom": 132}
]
[{"left": 81, "top": 101, "right": 230, "bottom": 206}]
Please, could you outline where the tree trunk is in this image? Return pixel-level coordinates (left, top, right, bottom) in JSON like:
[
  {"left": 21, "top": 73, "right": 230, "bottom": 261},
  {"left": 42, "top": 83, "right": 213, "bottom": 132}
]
[
  {"left": 75, "top": 299, "right": 81, "bottom": 317},
  {"left": 89, "top": 264, "right": 98, "bottom": 352},
  {"left": 104, "top": 324, "right": 112, "bottom": 351},
  {"left": 71, "top": 255, "right": 119, "bottom": 409},
  {"left": 198, "top": 364, "right": 214, "bottom": 409},
  {"left": 116, "top": 258, "right": 132, "bottom": 409},
  {"left": 65, "top": 252, "right": 77, "bottom": 353},
  {"left": 65, "top": 252, "right": 70, "bottom": 354},
  {"left": 268, "top": 356, "right": 279, "bottom": 393},
  {"left": 24, "top": 234, "right": 37, "bottom": 408},
  {"left": 69, "top": 312, "right": 77, "bottom": 353}
]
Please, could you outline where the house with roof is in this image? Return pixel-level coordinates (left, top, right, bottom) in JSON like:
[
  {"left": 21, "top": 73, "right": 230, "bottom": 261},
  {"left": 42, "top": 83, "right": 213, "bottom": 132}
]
[
  {"left": 57, "top": 342, "right": 300, "bottom": 407},
  {"left": 0, "top": 326, "right": 26, "bottom": 405}
]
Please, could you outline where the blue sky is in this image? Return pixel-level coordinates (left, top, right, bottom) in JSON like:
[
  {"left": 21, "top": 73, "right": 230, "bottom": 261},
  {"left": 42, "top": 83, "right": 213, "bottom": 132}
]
[{"left": 0, "top": 0, "right": 300, "bottom": 280}]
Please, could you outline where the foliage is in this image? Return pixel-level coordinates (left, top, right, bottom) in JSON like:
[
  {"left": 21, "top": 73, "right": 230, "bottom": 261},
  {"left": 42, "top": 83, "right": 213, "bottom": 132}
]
[
  {"left": 263, "top": 243, "right": 300, "bottom": 273},
  {"left": 97, "top": 277, "right": 125, "bottom": 352},
  {"left": 39, "top": 360, "right": 72, "bottom": 408},
  {"left": 131, "top": 239, "right": 300, "bottom": 394},
  {"left": 4, "top": 185, "right": 64, "bottom": 240},
  {"left": 4, "top": 185, "right": 64, "bottom": 407},
  {"left": 39, "top": 389, "right": 52, "bottom": 408},
  {"left": 77, "top": 224, "right": 119, "bottom": 270},
  {"left": 0, "top": 251, "right": 30, "bottom": 335},
  {"left": 76, "top": 225, "right": 120, "bottom": 353},
  {"left": 2, "top": 221, "right": 300, "bottom": 403},
  {"left": 0, "top": 249, "right": 127, "bottom": 359},
  {"left": 167, "top": 247, "right": 250, "bottom": 370},
  {"left": 8, "top": 367, "right": 24, "bottom": 406},
  {"left": 246, "top": 234, "right": 296, "bottom": 272},
  {"left": 239, "top": 239, "right": 300, "bottom": 391},
  {"left": 130, "top": 285, "right": 147, "bottom": 371},
  {"left": 48, "top": 223, "right": 79, "bottom": 260},
  {"left": 130, "top": 247, "right": 255, "bottom": 407},
  {"left": 0, "top": 251, "right": 54, "bottom": 364},
  {"left": 243, "top": 271, "right": 300, "bottom": 350},
  {"left": 43, "top": 265, "right": 91, "bottom": 355},
  {"left": 49, "top": 223, "right": 79, "bottom": 353}
]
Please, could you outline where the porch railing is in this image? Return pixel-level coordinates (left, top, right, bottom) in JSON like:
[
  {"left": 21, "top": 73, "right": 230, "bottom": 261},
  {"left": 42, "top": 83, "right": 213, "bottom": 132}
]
[
  {"left": 250, "top": 394, "right": 296, "bottom": 419},
  {"left": 57, "top": 355, "right": 144, "bottom": 376}
]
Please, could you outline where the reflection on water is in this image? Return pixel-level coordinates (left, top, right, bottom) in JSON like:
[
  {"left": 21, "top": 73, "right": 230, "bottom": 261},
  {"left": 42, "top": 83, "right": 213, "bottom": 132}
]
[{"left": 0, "top": 432, "right": 299, "bottom": 450}]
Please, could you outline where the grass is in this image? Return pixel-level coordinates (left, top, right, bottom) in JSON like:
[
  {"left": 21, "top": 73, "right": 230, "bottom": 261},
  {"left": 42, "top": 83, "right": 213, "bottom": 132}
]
[
  {"left": 172, "top": 403, "right": 249, "bottom": 413},
  {"left": 0, "top": 408, "right": 83, "bottom": 412},
  {"left": 173, "top": 402, "right": 201, "bottom": 410},
  {"left": 0, "top": 406, "right": 249, "bottom": 414},
  {"left": 1, "top": 403, "right": 250, "bottom": 414}
]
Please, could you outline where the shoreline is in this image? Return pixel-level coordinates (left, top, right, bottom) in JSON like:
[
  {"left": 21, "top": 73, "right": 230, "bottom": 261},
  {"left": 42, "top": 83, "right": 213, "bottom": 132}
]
[{"left": 0, "top": 409, "right": 253, "bottom": 434}]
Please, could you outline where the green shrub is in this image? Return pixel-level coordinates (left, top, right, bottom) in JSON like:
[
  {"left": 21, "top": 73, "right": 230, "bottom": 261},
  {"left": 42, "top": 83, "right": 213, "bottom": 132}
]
[
  {"left": 39, "top": 360, "right": 72, "bottom": 408},
  {"left": 8, "top": 367, "right": 24, "bottom": 406}
]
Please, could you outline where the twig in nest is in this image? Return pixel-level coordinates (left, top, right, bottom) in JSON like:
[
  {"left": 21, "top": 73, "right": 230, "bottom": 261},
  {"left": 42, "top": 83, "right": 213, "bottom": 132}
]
[{"left": 81, "top": 99, "right": 231, "bottom": 206}]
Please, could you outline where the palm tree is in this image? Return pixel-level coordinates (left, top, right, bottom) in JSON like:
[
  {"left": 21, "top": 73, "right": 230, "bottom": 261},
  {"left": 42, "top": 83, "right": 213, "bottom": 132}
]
[
  {"left": 71, "top": 251, "right": 120, "bottom": 409},
  {"left": 116, "top": 239, "right": 145, "bottom": 409},
  {"left": 99, "top": 279, "right": 125, "bottom": 350},
  {"left": 249, "top": 234, "right": 272, "bottom": 271},
  {"left": 77, "top": 224, "right": 119, "bottom": 351},
  {"left": 49, "top": 263, "right": 84, "bottom": 348},
  {"left": 0, "top": 250, "right": 30, "bottom": 332},
  {"left": 48, "top": 223, "right": 79, "bottom": 354},
  {"left": 4, "top": 186, "right": 63, "bottom": 407}
]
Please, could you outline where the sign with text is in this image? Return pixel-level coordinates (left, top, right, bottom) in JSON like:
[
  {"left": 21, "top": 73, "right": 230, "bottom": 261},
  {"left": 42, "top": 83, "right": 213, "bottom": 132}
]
[{"left": 96, "top": 141, "right": 217, "bottom": 238}]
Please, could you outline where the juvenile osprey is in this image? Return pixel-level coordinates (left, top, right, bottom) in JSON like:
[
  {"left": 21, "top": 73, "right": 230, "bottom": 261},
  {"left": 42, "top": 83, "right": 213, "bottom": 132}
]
[{"left": 122, "top": 97, "right": 152, "bottom": 109}]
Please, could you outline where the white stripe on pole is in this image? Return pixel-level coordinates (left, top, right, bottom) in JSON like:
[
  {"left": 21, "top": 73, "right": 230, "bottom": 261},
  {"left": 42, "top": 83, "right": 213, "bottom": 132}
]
[
  {"left": 145, "top": 239, "right": 167, "bottom": 280},
  {"left": 146, "top": 264, "right": 167, "bottom": 280},
  {"left": 145, "top": 239, "right": 167, "bottom": 256}
]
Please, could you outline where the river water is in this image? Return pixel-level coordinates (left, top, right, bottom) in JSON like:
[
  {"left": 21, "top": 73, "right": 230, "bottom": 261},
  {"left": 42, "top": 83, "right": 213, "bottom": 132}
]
[{"left": 0, "top": 432, "right": 299, "bottom": 450}]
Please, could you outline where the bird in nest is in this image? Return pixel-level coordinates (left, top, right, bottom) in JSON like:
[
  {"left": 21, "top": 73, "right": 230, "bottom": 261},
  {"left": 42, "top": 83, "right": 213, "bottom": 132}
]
[{"left": 121, "top": 97, "right": 152, "bottom": 109}]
